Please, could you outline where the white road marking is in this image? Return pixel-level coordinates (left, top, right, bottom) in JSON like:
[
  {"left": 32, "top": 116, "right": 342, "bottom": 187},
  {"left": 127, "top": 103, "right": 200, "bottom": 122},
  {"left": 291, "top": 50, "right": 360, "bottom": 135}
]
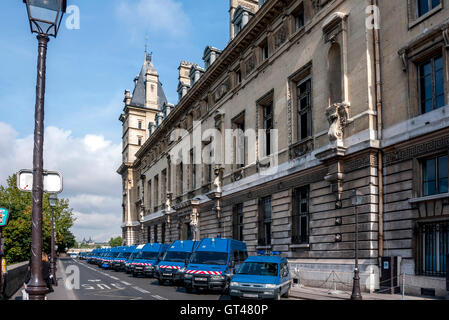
[
  {"left": 97, "top": 284, "right": 111, "bottom": 290},
  {"left": 111, "top": 283, "right": 125, "bottom": 290},
  {"left": 109, "top": 276, "right": 120, "bottom": 280},
  {"left": 82, "top": 284, "right": 96, "bottom": 290},
  {"left": 88, "top": 279, "right": 101, "bottom": 282},
  {"left": 152, "top": 295, "right": 168, "bottom": 300},
  {"left": 133, "top": 286, "right": 150, "bottom": 294},
  {"left": 121, "top": 281, "right": 131, "bottom": 286}
]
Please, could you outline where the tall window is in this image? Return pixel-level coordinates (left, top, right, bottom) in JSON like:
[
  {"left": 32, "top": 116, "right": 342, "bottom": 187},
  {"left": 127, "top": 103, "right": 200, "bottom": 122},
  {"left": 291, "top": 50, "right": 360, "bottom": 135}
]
[
  {"left": 423, "top": 155, "right": 448, "bottom": 196},
  {"left": 190, "top": 150, "right": 196, "bottom": 190},
  {"left": 297, "top": 78, "right": 312, "bottom": 141},
  {"left": 138, "top": 120, "right": 142, "bottom": 129},
  {"left": 292, "top": 186, "right": 310, "bottom": 244},
  {"left": 232, "top": 113, "right": 246, "bottom": 168},
  {"left": 154, "top": 225, "right": 158, "bottom": 243},
  {"left": 233, "top": 203, "right": 244, "bottom": 241},
  {"left": 263, "top": 103, "right": 274, "bottom": 156},
  {"left": 293, "top": 4, "right": 305, "bottom": 30},
  {"left": 420, "top": 54, "right": 444, "bottom": 114},
  {"left": 147, "top": 226, "right": 151, "bottom": 243},
  {"left": 258, "top": 196, "right": 272, "bottom": 246},
  {"left": 138, "top": 136, "right": 142, "bottom": 146},
  {"left": 261, "top": 41, "right": 269, "bottom": 61},
  {"left": 147, "top": 181, "right": 152, "bottom": 213},
  {"left": 161, "top": 169, "right": 167, "bottom": 204},
  {"left": 179, "top": 162, "right": 184, "bottom": 195},
  {"left": 416, "top": 221, "right": 449, "bottom": 277},
  {"left": 161, "top": 223, "right": 166, "bottom": 243},
  {"left": 154, "top": 175, "right": 159, "bottom": 212},
  {"left": 416, "top": 0, "right": 441, "bottom": 17}
]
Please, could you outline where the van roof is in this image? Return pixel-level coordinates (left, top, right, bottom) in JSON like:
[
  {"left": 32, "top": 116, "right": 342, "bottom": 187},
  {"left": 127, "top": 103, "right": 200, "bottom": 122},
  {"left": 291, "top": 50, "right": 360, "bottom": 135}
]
[
  {"left": 246, "top": 255, "right": 285, "bottom": 263},
  {"left": 142, "top": 243, "right": 167, "bottom": 252},
  {"left": 196, "top": 238, "right": 246, "bottom": 252},
  {"left": 167, "top": 240, "right": 198, "bottom": 252}
]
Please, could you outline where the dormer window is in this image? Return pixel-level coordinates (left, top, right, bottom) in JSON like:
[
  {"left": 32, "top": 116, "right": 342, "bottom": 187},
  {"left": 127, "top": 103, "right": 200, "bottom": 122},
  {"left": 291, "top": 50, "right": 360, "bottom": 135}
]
[
  {"left": 203, "top": 46, "right": 222, "bottom": 70},
  {"left": 232, "top": 6, "right": 254, "bottom": 38}
]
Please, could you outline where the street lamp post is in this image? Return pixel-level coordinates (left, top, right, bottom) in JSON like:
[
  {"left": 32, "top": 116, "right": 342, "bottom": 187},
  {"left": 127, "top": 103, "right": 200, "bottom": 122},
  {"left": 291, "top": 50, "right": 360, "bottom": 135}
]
[
  {"left": 48, "top": 194, "right": 58, "bottom": 286},
  {"left": 23, "top": 0, "right": 66, "bottom": 300},
  {"left": 351, "top": 189, "right": 363, "bottom": 300}
]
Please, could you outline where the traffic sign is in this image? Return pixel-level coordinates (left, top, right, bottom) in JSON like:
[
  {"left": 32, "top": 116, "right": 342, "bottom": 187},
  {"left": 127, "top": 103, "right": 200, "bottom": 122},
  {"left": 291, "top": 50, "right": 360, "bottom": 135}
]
[
  {"left": 17, "top": 169, "right": 63, "bottom": 194},
  {"left": 0, "top": 208, "right": 9, "bottom": 227}
]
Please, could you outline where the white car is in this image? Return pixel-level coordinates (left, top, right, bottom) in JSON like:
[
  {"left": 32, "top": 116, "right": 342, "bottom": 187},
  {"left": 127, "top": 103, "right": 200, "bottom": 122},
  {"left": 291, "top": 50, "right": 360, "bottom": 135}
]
[{"left": 70, "top": 253, "right": 78, "bottom": 259}]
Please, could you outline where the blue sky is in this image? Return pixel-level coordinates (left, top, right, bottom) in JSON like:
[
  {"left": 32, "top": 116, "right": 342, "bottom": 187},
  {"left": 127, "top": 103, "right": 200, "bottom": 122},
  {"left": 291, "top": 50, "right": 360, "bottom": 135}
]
[{"left": 0, "top": 0, "right": 230, "bottom": 242}]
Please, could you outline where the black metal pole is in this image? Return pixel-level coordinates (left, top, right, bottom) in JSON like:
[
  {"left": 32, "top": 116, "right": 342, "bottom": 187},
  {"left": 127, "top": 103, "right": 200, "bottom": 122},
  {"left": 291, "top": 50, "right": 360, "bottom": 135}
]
[
  {"left": 50, "top": 207, "right": 57, "bottom": 286},
  {"left": 26, "top": 34, "right": 50, "bottom": 301},
  {"left": 351, "top": 202, "right": 363, "bottom": 300}
]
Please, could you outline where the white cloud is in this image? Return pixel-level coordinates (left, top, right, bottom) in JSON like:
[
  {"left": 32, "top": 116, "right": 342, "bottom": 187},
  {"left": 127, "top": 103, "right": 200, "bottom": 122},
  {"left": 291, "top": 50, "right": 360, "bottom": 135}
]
[
  {"left": 0, "top": 122, "right": 123, "bottom": 242},
  {"left": 116, "top": 0, "right": 191, "bottom": 38}
]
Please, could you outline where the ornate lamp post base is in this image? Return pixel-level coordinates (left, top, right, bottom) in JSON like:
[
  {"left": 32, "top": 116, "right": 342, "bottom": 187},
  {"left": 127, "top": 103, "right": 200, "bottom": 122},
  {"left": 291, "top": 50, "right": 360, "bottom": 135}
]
[{"left": 350, "top": 268, "right": 363, "bottom": 300}]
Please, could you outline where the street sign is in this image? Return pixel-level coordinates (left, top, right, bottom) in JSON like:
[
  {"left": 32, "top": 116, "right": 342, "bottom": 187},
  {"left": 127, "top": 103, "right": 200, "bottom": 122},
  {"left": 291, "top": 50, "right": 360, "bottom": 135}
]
[
  {"left": 17, "top": 169, "right": 63, "bottom": 194},
  {"left": 0, "top": 208, "right": 9, "bottom": 227}
]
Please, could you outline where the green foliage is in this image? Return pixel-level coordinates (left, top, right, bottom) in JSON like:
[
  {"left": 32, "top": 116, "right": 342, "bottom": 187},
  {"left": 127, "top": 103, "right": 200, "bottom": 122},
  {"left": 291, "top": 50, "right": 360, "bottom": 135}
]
[
  {"left": 109, "top": 236, "right": 123, "bottom": 247},
  {"left": 0, "top": 174, "right": 76, "bottom": 265}
]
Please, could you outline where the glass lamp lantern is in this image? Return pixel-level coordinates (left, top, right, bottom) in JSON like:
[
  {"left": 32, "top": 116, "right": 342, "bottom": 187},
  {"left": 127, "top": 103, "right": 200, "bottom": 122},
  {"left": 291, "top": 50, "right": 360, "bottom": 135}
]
[
  {"left": 48, "top": 194, "right": 58, "bottom": 208},
  {"left": 23, "top": 0, "right": 67, "bottom": 37}
]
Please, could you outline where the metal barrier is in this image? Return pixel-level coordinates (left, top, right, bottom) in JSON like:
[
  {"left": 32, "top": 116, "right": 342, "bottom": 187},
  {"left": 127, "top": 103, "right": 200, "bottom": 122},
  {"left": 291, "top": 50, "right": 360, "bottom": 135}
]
[{"left": 1, "top": 261, "right": 28, "bottom": 300}]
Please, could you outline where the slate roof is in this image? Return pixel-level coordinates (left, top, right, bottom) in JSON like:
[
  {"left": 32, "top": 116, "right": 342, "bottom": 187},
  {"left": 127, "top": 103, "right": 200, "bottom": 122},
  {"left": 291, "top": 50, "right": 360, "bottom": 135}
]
[{"left": 130, "top": 53, "right": 168, "bottom": 109}]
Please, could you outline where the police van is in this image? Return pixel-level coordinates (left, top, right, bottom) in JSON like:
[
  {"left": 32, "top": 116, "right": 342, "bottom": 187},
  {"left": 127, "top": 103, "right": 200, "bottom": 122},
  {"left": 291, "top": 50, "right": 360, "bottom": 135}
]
[
  {"left": 101, "top": 247, "right": 122, "bottom": 269},
  {"left": 125, "top": 245, "right": 144, "bottom": 273},
  {"left": 112, "top": 246, "right": 135, "bottom": 271},
  {"left": 183, "top": 238, "right": 247, "bottom": 293},
  {"left": 229, "top": 251, "right": 292, "bottom": 300},
  {"left": 131, "top": 243, "right": 169, "bottom": 277},
  {"left": 155, "top": 240, "right": 199, "bottom": 285}
]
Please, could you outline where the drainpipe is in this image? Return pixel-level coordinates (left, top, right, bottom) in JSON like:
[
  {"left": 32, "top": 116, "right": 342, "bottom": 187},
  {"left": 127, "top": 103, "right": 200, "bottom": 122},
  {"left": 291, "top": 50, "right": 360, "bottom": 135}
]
[{"left": 372, "top": 0, "right": 384, "bottom": 261}]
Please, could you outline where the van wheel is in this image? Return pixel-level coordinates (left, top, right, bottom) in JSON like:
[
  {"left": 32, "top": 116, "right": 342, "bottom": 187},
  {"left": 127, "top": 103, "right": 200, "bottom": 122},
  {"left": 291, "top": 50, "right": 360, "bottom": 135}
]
[
  {"left": 132, "top": 272, "right": 137, "bottom": 278},
  {"left": 274, "top": 290, "right": 281, "bottom": 300},
  {"left": 283, "top": 285, "right": 291, "bottom": 298},
  {"left": 185, "top": 287, "right": 193, "bottom": 294},
  {"left": 158, "top": 279, "right": 164, "bottom": 285}
]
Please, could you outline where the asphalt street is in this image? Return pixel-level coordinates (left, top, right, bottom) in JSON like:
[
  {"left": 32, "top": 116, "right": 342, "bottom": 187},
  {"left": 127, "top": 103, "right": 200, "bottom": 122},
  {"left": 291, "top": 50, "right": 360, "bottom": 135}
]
[{"left": 59, "top": 258, "right": 230, "bottom": 300}]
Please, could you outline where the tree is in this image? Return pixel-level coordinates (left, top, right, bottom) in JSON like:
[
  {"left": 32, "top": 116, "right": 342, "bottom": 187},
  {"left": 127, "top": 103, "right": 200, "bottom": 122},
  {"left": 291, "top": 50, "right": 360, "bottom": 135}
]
[
  {"left": 109, "top": 236, "right": 123, "bottom": 247},
  {"left": 0, "top": 174, "right": 76, "bottom": 264}
]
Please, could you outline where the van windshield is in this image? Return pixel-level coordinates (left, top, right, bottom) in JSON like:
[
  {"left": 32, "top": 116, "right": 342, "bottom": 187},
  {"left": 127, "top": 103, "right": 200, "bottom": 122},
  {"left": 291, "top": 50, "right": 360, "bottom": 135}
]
[
  {"left": 118, "top": 252, "right": 131, "bottom": 259},
  {"left": 237, "top": 262, "right": 278, "bottom": 277},
  {"left": 189, "top": 251, "right": 228, "bottom": 265},
  {"left": 136, "top": 251, "right": 159, "bottom": 260},
  {"left": 163, "top": 251, "right": 189, "bottom": 262}
]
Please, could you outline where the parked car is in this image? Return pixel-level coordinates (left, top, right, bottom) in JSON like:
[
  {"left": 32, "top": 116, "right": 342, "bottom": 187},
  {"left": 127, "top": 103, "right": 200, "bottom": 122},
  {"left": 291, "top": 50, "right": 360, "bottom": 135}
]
[
  {"left": 154, "top": 240, "right": 199, "bottom": 285},
  {"left": 132, "top": 243, "right": 169, "bottom": 277},
  {"left": 70, "top": 253, "right": 78, "bottom": 259},
  {"left": 183, "top": 238, "right": 247, "bottom": 293},
  {"left": 229, "top": 252, "right": 292, "bottom": 300}
]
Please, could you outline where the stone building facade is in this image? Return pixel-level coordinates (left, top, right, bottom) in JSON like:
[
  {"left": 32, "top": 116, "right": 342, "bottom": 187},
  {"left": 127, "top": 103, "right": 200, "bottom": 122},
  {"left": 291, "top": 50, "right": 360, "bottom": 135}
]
[{"left": 118, "top": 0, "right": 449, "bottom": 296}]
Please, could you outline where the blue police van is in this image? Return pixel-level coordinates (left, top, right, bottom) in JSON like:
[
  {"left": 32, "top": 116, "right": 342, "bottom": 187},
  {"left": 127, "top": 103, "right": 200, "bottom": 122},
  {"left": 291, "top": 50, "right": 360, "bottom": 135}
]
[
  {"left": 101, "top": 247, "right": 121, "bottom": 269},
  {"left": 229, "top": 252, "right": 292, "bottom": 300},
  {"left": 132, "top": 243, "right": 169, "bottom": 277},
  {"left": 86, "top": 249, "right": 99, "bottom": 264},
  {"left": 112, "top": 246, "right": 135, "bottom": 271},
  {"left": 183, "top": 238, "right": 247, "bottom": 293},
  {"left": 155, "top": 240, "right": 199, "bottom": 285},
  {"left": 125, "top": 244, "right": 144, "bottom": 273}
]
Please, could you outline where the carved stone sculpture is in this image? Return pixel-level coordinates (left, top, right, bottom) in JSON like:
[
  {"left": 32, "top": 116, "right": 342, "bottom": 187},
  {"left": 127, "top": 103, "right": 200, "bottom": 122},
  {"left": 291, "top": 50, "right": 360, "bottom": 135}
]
[{"left": 326, "top": 102, "right": 349, "bottom": 143}]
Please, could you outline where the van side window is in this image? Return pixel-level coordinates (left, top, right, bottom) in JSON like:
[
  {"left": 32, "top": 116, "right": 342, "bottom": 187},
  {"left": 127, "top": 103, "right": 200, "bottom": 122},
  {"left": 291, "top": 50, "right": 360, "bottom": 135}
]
[
  {"left": 233, "top": 251, "right": 240, "bottom": 264},
  {"left": 239, "top": 251, "right": 248, "bottom": 262},
  {"left": 280, "top": 262, "right": 289, "bottom": 277}
]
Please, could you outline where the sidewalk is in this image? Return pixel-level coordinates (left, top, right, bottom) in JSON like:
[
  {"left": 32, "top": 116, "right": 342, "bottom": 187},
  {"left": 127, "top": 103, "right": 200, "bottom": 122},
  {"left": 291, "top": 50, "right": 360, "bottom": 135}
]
[
  {"left": 289, "top": 285, "right": 442, "bottom": 300},
  {"left": 10, "top": 259, "right": 76, "bottom": 300}
]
